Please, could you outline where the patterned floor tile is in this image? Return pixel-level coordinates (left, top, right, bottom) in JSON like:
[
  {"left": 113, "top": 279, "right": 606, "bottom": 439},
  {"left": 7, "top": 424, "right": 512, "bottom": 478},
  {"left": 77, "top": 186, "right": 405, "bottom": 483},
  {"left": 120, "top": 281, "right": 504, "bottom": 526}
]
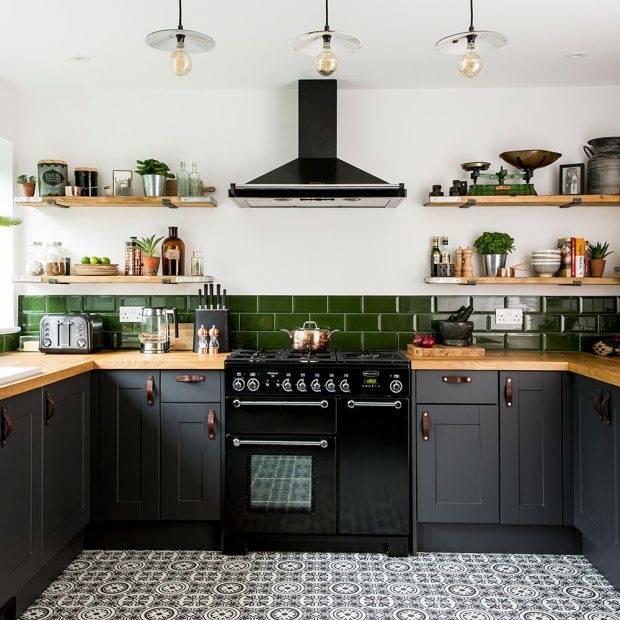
[{"left": 20, "top": 551, "right": 620, "bottom": 620}]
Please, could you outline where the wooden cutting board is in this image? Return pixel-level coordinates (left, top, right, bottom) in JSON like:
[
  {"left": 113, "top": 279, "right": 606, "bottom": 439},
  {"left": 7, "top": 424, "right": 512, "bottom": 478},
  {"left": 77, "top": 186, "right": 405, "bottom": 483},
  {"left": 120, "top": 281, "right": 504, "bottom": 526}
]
[
  {"left": 407, "top": 344, "right": 486, "bottom": 358},
  {"left": 170, "top": 323, "right": 195, "bottom": 351}
]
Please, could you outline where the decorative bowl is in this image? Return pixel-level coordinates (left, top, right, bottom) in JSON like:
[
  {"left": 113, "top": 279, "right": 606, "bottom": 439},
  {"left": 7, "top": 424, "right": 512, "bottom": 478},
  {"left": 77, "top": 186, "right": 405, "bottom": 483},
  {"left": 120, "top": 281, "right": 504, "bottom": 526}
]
[{"left": 531, "top": 262, "right": 561, "bottom": 277}]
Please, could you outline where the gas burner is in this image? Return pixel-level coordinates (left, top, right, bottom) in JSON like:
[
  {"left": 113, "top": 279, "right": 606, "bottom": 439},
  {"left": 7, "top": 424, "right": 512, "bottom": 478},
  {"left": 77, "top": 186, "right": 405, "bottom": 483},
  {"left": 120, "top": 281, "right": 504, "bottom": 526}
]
[
  {"left": 281, "top": 350, "right": 338, "bottom": 364},
  {"left": 228, "top": 349, "right": 281, "bottom": 362}
]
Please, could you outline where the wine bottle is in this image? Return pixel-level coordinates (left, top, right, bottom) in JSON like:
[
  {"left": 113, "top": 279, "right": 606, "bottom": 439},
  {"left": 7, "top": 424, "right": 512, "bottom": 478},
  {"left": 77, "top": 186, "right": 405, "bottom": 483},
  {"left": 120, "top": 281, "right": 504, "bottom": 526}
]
[{"left": 430, "top": 236, "right": 441, "bottom": 276}]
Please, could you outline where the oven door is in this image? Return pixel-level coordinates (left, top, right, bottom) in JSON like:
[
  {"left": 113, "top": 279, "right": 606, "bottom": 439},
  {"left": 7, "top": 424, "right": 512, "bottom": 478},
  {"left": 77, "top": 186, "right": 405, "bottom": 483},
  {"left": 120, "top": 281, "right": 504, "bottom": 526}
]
[{"left": 225, "top": 433, "right": 337, "bottom": 535}]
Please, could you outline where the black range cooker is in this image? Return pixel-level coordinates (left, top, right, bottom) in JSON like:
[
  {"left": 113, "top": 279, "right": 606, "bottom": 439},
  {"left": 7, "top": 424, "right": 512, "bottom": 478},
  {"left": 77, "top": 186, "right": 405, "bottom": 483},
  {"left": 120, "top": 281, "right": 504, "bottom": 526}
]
[{"left": 223, "top": 349, "right": 410, "bottom": 556}]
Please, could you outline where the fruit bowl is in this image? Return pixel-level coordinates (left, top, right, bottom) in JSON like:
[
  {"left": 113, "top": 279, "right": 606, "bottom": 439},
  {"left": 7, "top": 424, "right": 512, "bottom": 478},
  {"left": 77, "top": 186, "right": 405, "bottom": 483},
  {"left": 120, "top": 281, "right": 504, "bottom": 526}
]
[{"left": 74, "top": 264, "right": 119, "bottom": 276}]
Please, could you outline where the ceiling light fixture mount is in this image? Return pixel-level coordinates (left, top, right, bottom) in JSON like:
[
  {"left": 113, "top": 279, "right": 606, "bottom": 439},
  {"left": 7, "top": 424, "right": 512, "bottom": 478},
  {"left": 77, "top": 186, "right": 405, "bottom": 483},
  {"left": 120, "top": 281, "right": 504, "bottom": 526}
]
[
  {"left": 71, "top": 55, "right": 91, "bottom": 63},
  {"left": 566, "top": 51, "right": 587, "bottom": 60},
  {"left": 294, "top": 0, "right": 361, "bottom": 77},
  {"left": 145, "top": 0, "right": 215, "bottom": 76},
  {"left": 436, "top": 0, "right": 507, "bottom": 78}
]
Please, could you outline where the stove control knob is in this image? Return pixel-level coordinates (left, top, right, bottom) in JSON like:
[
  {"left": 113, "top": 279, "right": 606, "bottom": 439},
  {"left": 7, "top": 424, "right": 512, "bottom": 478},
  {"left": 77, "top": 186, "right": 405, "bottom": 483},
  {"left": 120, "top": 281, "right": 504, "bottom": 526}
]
[
  {"left": 310, "top": 379, "right": 321, "bottom": 393},
  {"left": 246, "top": 377, "right": 260, "bottom": 392},
  {"left": 390, "top": 379, "right": 404, "bottom": 394},
  {"left": 281, "top": 378, "right": 292, "bottom": 392},
  {"left": 339, "top": 379, "right": 350, "bottom": 393},
  {"left": 325, "top": 379, "right": 336, "bottom": 393},
  {"left": 232, "top": 377, "right": 246, "bottom": 392},
  {"left": 296, "top": 379, "right": 307, "bottom": 392}
]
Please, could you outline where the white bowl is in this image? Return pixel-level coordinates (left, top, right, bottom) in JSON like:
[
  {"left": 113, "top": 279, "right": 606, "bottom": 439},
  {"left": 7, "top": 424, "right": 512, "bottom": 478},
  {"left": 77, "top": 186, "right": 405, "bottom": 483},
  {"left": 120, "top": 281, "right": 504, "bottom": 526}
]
[{"left": 531, "top": 262, "right": 560, "bottom": 277}]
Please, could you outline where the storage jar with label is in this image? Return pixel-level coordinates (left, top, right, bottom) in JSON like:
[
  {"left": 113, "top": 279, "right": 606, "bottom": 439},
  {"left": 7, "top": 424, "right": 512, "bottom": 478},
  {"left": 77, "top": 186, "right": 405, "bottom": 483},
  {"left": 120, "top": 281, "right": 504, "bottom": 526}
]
[
  {"left": 74, "top": 167, "right": 98, "bottom": 196},
  {"left": 38, "top": 160, "right": 68, "bottom": 197},
  {"left": 45, "top": 242, "right": 66, "bottom": 276}
]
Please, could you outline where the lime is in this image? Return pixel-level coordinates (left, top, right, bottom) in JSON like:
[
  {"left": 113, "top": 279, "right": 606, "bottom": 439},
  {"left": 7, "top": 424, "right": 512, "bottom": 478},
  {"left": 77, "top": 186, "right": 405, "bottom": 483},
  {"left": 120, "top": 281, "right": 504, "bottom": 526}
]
[
  {"left": 89, "top": 256, "right": 100, "bottom": 265},
  {"left": 100, "top": 257, "right": 111, "bottom": 265},
  {"left": 80, "top": 256, "right": 90, "bottom": 265}
]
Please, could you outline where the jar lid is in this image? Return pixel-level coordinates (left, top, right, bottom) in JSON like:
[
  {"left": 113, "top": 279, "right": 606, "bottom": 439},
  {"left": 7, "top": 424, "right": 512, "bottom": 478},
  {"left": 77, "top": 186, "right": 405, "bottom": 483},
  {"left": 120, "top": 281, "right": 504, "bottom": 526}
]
[
  {"left": 75, "top": 167, "right": 98, "bottom": 172},
  {"left": 38, "top": 159, "right": 67, "bottom": 165}
]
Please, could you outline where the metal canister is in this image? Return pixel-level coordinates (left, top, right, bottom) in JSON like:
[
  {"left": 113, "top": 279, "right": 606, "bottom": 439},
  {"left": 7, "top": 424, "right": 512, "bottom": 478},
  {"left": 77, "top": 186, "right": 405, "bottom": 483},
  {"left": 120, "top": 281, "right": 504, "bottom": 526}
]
[
  {"left": 584, "top": 137, "right": 620, "bottom": 195},
  {"left": 38, "top": 160, "right": 68, "bottom": 197},
  {"left": 74, "top": 167, "right": 98, "bottom": 196}
]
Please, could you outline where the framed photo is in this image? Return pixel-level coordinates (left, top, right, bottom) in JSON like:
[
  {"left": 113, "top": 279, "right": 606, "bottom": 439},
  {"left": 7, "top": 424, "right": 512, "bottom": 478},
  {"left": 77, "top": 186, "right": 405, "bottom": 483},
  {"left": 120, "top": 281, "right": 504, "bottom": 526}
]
[
  {"left": 559, "top": 163, "right": 585, "bottom": 195},
  {"left": 113, "top": 170, "right": 133, "bottom": 197}
]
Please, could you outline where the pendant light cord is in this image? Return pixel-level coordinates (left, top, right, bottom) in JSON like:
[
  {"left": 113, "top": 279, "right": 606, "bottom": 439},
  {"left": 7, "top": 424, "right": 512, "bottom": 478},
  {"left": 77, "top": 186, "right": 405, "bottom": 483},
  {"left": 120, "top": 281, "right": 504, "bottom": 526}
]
[
  {"left": 178, "top": 0, "right": 183, "bottom": 30},
  {"left": 468, "top": 0, "right": 474, "bottom": 32},
  {"left": 324, "top": 0, "right": 330, "bottom": 31}
]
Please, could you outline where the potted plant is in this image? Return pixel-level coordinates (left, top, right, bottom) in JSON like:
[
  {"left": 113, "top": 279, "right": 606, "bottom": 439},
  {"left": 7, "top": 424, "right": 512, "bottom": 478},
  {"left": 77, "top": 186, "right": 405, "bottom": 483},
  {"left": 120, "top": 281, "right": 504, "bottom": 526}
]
[
  {"left": 17, "top": 174, "right": 37, "bottom": 197},
  {"left": 135, "top": 159, "right": 175, "bottom": 197},
  {"left": 588, "top": 241, "right": 614, "bottom": 277},
  {"left": 473, "top": 231, "right": 515, "bottom": 276},
  {"left": 136, "top": 235, "right": 164, "bottom": 275}
]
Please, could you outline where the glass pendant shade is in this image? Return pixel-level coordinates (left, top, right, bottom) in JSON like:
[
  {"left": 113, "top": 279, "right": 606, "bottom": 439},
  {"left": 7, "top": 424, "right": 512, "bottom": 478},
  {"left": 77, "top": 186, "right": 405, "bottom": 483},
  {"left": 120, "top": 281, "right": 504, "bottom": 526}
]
[
  {"left": 436, "top": 30, "right": 507, "bottom": 55},
  {"left": 294, "top": 29, "right": 361, "bottom": 57},
  {"left": 146, "top": 29, "right": 215, "bottom": 54}
]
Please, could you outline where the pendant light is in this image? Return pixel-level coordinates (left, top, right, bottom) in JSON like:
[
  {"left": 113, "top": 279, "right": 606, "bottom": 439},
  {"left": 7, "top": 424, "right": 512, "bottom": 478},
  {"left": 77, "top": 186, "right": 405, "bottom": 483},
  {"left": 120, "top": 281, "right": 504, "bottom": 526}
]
[
  {"left": 146, "top": 0, "right": 215, "bottom": 76},
  {"left": 294, "top": 0, "right": 361, "bottom": 77},
  {"left": 436, "top": 0, "right": 506, "bottom": 78}
]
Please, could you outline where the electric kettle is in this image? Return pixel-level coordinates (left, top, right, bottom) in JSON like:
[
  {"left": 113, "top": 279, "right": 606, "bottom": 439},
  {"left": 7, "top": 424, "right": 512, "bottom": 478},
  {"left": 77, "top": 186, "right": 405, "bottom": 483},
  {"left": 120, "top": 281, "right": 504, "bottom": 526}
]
[{"left": 139, "top": 307, "right": 178, "bottom": 354}]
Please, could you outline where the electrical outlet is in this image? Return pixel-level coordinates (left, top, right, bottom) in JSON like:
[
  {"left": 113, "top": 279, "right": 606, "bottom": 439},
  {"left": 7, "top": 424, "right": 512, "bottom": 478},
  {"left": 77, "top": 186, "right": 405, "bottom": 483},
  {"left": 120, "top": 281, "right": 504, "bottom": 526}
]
[
  {"left": 495, "top": 308, "right": 523, "bottom": 325},
  {"left": 119, "top": 306, "right": 143, "bottom": 323}
]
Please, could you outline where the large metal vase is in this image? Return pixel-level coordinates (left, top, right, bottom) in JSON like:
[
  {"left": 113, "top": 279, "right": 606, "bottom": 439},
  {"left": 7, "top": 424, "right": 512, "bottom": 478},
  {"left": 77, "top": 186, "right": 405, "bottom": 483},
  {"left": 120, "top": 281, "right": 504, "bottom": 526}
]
[
  {"left": 142, "top": 174, "right": 168, "bottom": 197},
  {"left": 584, "top": 137, "right": 620, "bottom": 195},
  {"left": 482, "top": 254, "right": 507, "bottom": 277}
]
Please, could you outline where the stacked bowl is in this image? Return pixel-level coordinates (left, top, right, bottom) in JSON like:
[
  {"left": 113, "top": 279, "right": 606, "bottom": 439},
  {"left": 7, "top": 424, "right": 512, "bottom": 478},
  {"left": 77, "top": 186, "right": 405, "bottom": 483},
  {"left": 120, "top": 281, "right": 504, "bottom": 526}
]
[{"left": 531, "top": 249, "right": 562, "bottom": 277}]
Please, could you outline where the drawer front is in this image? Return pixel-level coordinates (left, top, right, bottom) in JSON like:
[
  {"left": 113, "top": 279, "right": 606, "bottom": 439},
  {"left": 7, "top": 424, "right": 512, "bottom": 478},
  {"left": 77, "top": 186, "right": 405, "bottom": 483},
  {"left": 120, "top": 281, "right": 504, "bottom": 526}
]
[
  {"left": 161, "top": 370, "right": 221, "bottom": 403},
  {"left": 416, "top": 371, "right": 498, "bottom": 404}
]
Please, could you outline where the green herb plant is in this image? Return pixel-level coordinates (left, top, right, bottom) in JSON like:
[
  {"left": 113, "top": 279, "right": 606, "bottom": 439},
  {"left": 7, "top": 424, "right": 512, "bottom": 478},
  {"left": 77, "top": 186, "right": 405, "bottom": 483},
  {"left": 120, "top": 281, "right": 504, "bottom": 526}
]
[
  {"left": 0, "top": 216, "right": 23, "bottom": 227},
  {"left": 135, "top": 235, "right": 164, "bottom": 257},
  {"left": 16, "top": 174, "right": 36, "bottom": 184},
  {"left": 587, "top": 241, "right": 614, "bottom": 260},
  {"left": 473, "top": 232, "right": 516, "bottom": 255},
  {"left": 135, "top": 159, "right": 175, "bottom": 179}
]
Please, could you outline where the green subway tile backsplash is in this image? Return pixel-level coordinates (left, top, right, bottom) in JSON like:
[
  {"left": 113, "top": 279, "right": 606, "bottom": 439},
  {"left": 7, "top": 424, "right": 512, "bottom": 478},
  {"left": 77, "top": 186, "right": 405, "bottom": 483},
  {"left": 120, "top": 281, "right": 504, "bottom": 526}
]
[{"left": 14, "top": 294, "right": 619, "bottom": 353}]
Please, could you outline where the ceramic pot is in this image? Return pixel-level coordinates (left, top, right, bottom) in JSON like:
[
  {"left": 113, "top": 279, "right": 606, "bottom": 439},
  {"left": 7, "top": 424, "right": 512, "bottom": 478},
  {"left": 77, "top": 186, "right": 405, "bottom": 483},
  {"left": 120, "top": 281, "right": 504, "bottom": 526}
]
[
  {"left": 142, "top": 256, "right": 160, "bottom": 276},
  {"left": 590, "top": 258, "right": 606, "bottom": 278},
  {"left": 142, "top": 174, "right": 167, "bottom": 197},
  {"left": 481, "top": 254, "right": 507, "bottom": 277},
  {"left": 21, "top": 182, "right": 36, "bottom": 197}
]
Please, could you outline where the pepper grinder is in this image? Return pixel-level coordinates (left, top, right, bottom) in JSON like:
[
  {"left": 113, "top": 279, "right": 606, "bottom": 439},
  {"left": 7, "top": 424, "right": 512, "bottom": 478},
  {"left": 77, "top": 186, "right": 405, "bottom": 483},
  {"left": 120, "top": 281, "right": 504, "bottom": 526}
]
[
  {"left": 208, "top": 324, "right": 220, "bottom": 355},
  {"left": 462, "top": 248, "right": 474, "bottom": 278},
  {"left": 455, "top": 248, "right": 463, "bottom": 277},
  {"left": 197, "top": 324, "right": 209, "bottom": 356}
]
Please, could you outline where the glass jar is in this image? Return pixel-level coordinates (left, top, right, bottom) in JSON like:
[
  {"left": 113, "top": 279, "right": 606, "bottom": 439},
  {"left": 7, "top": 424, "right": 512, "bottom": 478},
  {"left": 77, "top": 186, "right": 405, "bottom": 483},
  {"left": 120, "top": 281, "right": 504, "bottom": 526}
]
[
  {"left": 45, "top": 242, "right": 66, "bottom": 276},
  {"left": 191, "top": 250, "right": 204, "bottom": 276},
  {"left": 26, "top": 241, "right": 45, "bottom": 275}
]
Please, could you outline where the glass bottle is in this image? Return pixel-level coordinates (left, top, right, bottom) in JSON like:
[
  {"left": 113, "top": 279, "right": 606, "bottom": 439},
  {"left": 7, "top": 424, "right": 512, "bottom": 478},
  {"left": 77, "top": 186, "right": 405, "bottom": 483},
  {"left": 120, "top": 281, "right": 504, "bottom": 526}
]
[
  {"left": 440, "top": 236, "right": 450, "bottom": 264},
  {"left": 26, "top": 241, "right": 45, "bottom": 275},
  {"left": 189, "top": 161, "right": 202, "bottom": 197},
  {"left": 177, "top": 161, "right": 190, "bottom": 197},
  {"left": 430, "top": 236, "right": 441, "bottom": 277},
  {"left": 161, "top": 226, "right": 185, "bottom": 276},
  {"left": 45, "top": 242, "right": 66, "bottom": 276},
  {"left": 191, "top": 250, "right": 204, "bottom": 276}
]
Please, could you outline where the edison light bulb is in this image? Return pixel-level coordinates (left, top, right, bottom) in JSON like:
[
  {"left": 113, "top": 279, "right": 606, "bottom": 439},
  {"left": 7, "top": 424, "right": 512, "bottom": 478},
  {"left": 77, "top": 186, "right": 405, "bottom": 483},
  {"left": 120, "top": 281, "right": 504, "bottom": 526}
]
[
  {"left": 170, "top": 42, "right": 192, "bottom": 76},
  {"left": 458, "top": 43, "right": 482, "bottom": 78},
  {"left": 316, "top": 41, "right": 338, "bottom": 76}
]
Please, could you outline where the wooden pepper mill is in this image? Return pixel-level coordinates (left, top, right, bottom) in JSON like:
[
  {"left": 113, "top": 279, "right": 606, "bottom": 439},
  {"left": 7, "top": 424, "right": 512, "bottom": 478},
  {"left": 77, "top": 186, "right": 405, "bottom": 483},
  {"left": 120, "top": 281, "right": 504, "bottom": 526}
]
[
  {"left": 455, "top": 248, "right": 463, "bottom": 277},
  {"left": 462, "top": 248, "right": 474, "bottom": 278}
]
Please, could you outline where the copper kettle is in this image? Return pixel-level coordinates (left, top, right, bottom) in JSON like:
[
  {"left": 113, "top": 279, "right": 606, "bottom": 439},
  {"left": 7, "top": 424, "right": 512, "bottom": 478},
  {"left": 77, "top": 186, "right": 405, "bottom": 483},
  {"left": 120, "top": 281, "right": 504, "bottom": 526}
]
[{"left": 281, "top": 321, "right": 339, "bottom": 352}]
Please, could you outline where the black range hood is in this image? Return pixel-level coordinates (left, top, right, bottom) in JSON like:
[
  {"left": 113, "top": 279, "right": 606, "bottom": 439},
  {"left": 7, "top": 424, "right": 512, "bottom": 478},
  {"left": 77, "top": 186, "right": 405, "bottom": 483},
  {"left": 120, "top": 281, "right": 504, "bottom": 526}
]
[{"left": 229, "top": 80, "right": 406, "bottom": 208}]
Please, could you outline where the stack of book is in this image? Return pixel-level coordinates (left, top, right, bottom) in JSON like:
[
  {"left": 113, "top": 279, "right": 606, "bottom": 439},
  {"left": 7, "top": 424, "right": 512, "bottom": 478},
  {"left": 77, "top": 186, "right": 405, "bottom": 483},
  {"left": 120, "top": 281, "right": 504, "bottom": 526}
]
[{"left": 557, "top": 237, "right": 589, "bottom": 277}]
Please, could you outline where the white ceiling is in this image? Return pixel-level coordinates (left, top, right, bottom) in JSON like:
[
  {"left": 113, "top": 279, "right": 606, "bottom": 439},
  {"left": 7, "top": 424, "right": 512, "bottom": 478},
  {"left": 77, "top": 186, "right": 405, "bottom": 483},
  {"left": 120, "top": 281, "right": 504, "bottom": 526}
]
[{"left": 2, "top": 0, "right": 619, "bottom": 90}]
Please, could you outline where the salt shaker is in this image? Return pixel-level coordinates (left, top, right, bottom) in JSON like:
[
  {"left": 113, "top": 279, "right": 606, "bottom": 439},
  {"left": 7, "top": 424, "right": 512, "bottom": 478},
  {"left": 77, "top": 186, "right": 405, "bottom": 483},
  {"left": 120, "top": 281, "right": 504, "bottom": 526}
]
[
  {"left": 197, "top": 324, "right": 209, "bottom": 356},
  {"left": 208, "top": 324, "right": 220, "bottom": 355}
]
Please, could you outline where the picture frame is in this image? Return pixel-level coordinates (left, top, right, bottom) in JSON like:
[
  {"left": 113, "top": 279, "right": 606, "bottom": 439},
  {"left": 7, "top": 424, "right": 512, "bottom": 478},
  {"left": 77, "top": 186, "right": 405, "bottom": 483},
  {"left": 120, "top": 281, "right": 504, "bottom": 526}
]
[
  {"left": 558, "top": 163, "right": 585, "bottom": 196},
  {"left": 113, "top": 170, "right": 133, "bottom": 197}
]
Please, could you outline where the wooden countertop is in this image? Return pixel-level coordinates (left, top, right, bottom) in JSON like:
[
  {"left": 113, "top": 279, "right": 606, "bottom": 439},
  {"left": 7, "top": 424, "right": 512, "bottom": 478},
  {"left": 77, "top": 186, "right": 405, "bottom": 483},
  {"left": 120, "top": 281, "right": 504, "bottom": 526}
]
[{"left": 1, "top": 350, "right": 619, "bottom": 399}]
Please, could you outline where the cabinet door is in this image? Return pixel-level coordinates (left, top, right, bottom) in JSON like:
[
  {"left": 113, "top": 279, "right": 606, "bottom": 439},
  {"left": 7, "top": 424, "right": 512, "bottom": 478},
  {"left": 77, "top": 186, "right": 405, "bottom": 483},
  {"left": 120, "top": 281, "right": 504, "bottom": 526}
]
[
  {"left": 500, "top": 372, "right": 562, "bottom": 525},
  {"left": 0, "top": 391, "right": 41, "bottom": 608},
  {"left": 573, "top": 376, "right": 614, "bottom": 549},
  {"left": 417, "top": 404, "right": 499, "bottom": 523},
  {"left": 161, "top": 403, "right": 221, "bottom": 520},
  {"left": 99, "top": 372, "right": 160, "bottom": 520},
  {"left": 42, "top": 375, "right": 90, "bottom": 564}
]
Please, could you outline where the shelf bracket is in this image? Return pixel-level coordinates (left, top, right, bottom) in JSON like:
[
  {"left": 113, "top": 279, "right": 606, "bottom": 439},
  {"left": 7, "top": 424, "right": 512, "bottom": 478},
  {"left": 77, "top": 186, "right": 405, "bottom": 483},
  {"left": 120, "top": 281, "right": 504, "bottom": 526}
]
[
  {"left": 162, "top": 277, "right": 173, "bottom": 284},
  {"left": 162, "top": 199, "right": 178, "bottom": 209},
  {"left": 459, "top": 198, "right": 477, "bottom": 209},
  {"left": 46, "top": 278, "right": 69, "bottom": 285},
  {"left": 559, "top": 197, "right": 582, "bottom": 209},
  {"left": 45, "top": 199, "right": 69, "bottom": 209}
]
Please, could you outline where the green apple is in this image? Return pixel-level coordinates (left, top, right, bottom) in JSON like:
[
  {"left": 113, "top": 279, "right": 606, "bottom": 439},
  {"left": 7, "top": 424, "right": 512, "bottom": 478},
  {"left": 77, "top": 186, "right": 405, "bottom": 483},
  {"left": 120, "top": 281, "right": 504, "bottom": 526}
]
[
  {"left": 80, "top": 256, "right": 90, "bottom": 265},
  {"left": 89, "top": 256, "right": 100, "bottom": 265},
  {"left": 100, "top": 257, "right": 111, "bottom": 265}
]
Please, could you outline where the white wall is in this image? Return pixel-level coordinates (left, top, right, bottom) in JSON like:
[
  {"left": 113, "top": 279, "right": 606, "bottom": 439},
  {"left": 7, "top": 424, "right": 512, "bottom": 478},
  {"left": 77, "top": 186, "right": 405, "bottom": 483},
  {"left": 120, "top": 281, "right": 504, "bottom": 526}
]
[{"left": 12, "top": 84, "right": 620, "bottom": 299}]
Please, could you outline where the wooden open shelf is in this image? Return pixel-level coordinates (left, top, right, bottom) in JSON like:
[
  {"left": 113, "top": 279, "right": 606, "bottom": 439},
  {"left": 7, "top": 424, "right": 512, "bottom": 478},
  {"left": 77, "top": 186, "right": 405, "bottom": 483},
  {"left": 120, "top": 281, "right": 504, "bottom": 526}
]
[
  {"left": 14, "top": 275, "right": 213, "bottom": 285},
  {"left": 425, "top": 276, "right": 620, "bottom": 286},
  {"left": 15, "top": 195, "right": 217, "bottom": 209},
  {"left": 424, "top": 195, "right": 620, "bottom": 208}
]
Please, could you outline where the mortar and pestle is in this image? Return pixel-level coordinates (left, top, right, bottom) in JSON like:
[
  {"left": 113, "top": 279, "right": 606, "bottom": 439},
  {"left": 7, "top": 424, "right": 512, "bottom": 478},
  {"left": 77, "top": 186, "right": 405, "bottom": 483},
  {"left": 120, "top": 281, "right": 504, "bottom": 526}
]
[{"left": 438, "top": 305, "right": 474, "bottom": 347}]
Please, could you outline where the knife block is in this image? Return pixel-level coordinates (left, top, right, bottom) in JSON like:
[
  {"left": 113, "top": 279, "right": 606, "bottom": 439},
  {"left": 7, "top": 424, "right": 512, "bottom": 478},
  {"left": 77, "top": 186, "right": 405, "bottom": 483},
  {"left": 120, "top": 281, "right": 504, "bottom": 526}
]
[{"left": 193, "top": 309, "right": 230, "bottom": 353}]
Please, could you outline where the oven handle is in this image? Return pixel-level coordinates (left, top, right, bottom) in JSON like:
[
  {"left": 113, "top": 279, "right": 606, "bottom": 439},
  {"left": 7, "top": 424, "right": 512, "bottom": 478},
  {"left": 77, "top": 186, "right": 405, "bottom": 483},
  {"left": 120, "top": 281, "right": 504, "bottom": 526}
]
[
  {"left": 232, "top": 399, "right": 329, "bottom": 409},
  {"left": 347, "top": 400, "right": 402, "bottom": 409},
  {"left": 232, "top": 438, "right": 329, "bottom": 449}
]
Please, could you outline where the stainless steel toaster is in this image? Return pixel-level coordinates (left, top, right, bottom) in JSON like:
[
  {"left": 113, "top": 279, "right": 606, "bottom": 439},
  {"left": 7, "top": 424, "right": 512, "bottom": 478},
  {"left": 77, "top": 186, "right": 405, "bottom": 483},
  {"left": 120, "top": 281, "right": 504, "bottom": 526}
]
[{"left": 39, "top": 314, "right": 104, "bottom": 353}]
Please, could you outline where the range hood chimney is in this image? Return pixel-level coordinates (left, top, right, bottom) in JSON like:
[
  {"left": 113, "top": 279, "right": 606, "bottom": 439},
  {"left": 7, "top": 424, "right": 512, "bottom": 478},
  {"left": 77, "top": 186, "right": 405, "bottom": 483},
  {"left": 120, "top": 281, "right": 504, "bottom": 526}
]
[{"left": 229, "top": 80, "right": 406, "bottom": 208}]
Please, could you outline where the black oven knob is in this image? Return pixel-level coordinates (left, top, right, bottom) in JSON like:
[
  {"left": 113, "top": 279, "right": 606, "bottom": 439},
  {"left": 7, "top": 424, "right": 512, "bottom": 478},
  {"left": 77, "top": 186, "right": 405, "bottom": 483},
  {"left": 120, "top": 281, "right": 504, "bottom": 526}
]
[
  {"left": 296, "top": 379, "right": 307, "bottom": 392},
  {"left": 339, "top": 379, "right": 350, "bottom": 393},
  {"left": 246, "top": 377, "right": 260, "bottom": 392},
  {"left": 232, "top": 377, "right": 246, "bottom": 392},
  {"left": 325, "top": 379, "right": 336, "bottom": 393},
  {"left": 310, "top": 379, "right": 321, "bottom": 393},
  {"left": 281, "top": 378, "right": 292, "bottom": 392},
  {"left": 390, "top": 379, "right": 404, "bottom": 394}
]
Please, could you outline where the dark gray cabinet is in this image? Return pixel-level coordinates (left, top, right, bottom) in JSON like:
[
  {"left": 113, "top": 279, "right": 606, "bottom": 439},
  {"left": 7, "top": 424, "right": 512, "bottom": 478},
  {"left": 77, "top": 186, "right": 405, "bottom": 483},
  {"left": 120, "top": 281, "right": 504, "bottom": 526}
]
[
  {"left": 41, "top": 375, "right": 90, "bottom": 564},
  {"left": 161, "top": 402, "right": 221, "bottom": 520},
  {"left": 417, "top": 404, "right": 499, "bottom": 523},
  {"left": 499, "top": 372, "right": 562, "bottom": 525},
  {"left": 0, "top": 390, "right": 41, "bottom": 608},
  {"left": 99, "top": 372, "right": 160, "bottom": 520}
]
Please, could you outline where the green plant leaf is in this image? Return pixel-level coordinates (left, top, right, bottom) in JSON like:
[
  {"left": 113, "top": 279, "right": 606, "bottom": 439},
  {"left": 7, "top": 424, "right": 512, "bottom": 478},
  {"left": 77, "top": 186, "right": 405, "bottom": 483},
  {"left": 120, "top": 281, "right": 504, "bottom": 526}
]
[
  {"left": 473, "top": 232, "right": 515, "bottom": 255},
  {"left": 0, "top": 216, "right": 23, "bottom": 227}
]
